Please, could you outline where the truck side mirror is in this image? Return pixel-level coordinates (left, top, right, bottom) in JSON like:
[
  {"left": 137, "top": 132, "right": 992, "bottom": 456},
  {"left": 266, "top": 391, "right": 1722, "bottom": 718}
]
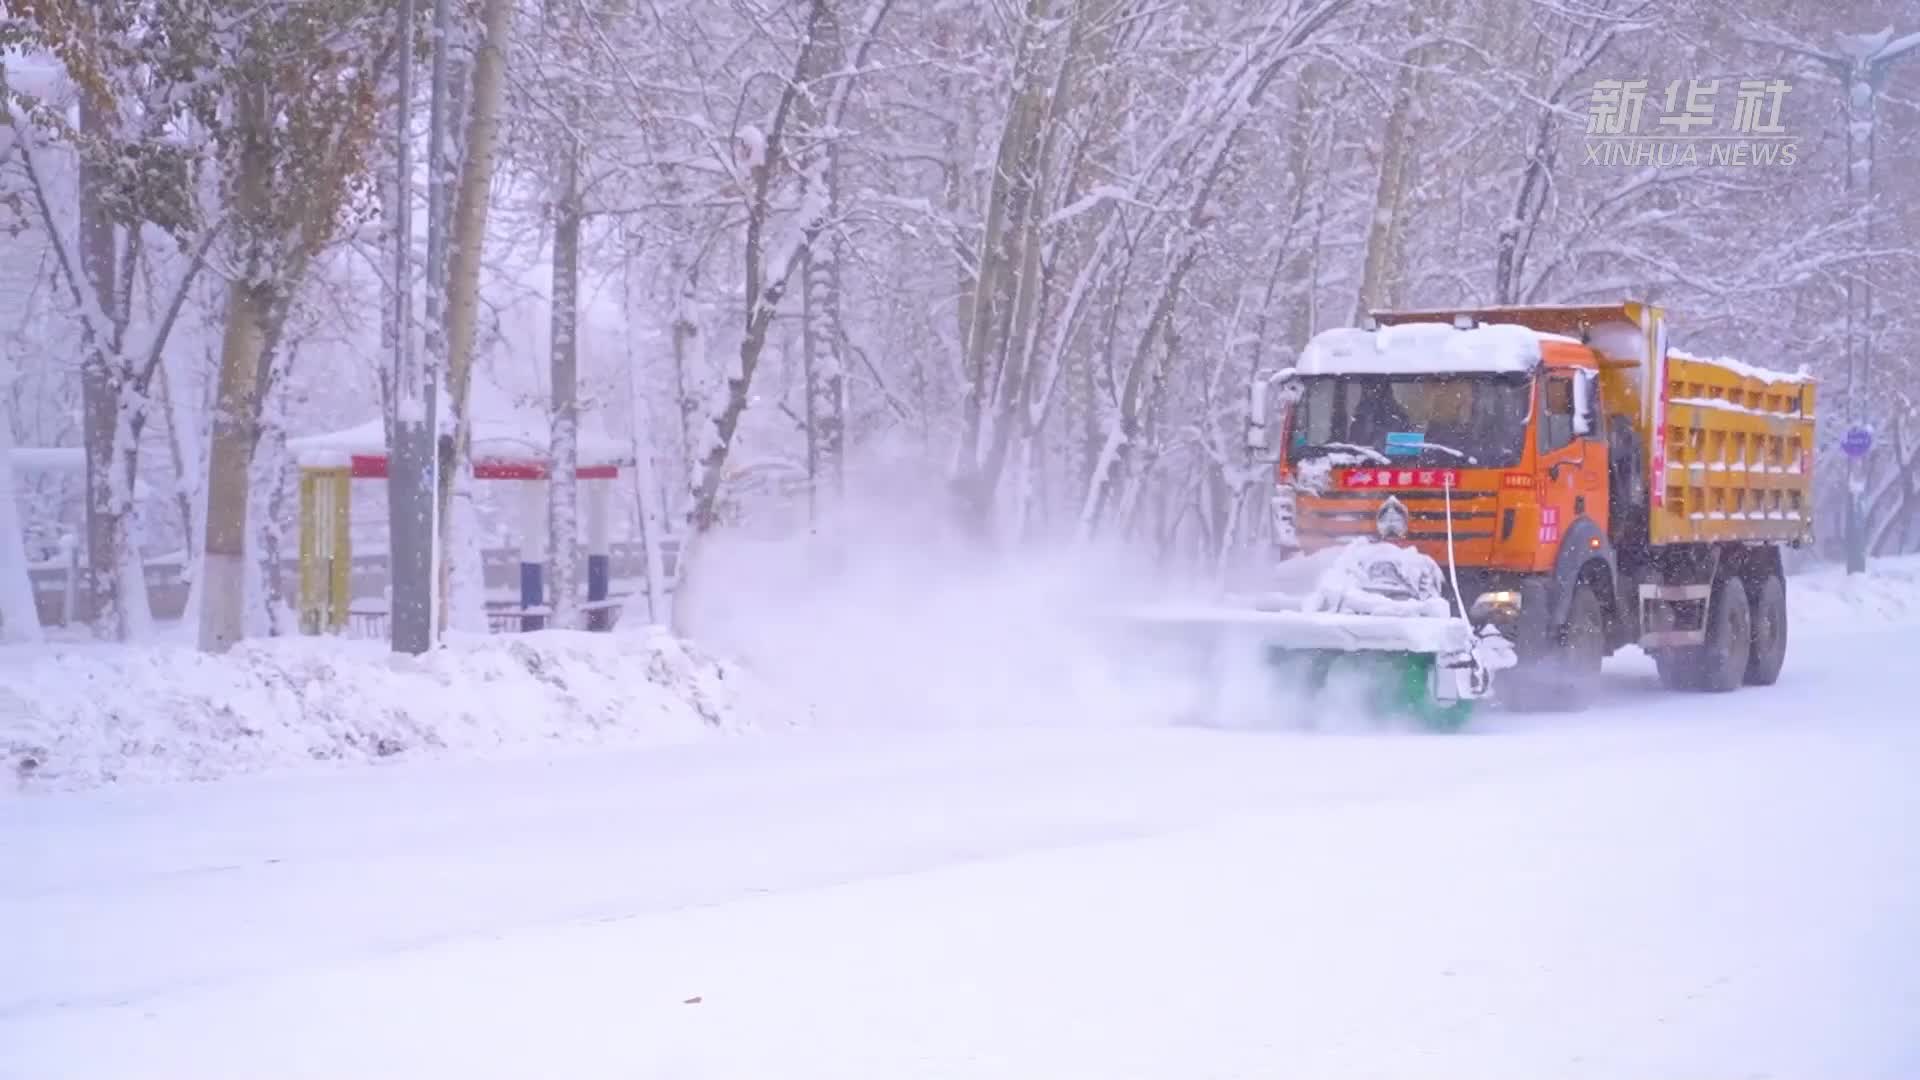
[
  {"left": 1247, "top": 368, "right": 1299, "bottom": 459},
  {"left": 1247, "top": 378, "right": 1271, "bottom": 454},
  {"left": 1572, "top": 369, "right": 1598, "bottom": 438}
]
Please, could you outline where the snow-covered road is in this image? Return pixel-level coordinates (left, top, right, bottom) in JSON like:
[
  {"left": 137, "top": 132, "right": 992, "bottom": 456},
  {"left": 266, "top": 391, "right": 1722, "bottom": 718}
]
[{"left": 6, "top": 624, "right": 1919, "bottom": 1079}]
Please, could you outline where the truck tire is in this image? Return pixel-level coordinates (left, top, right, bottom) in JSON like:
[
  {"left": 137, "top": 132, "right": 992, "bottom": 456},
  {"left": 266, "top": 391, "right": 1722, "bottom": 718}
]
[
  {"left": 1500, "top": 583, "right": 1605, "bottom": 712},
  {"left": 1653, "top": 574, "right": 1752, "bottom": 693},
  {"left": 1696, "top": 575, "right": 1752, "bottom": 693},
  {"left": 1654, "top": 647, "right": 1700, "bottom": 690},
  {"left": 1743, "top": 571, "right": 1788, "bottom": 686},
  {"left": 1560, "top": 583, "right": 1607, "bottom": 705}
]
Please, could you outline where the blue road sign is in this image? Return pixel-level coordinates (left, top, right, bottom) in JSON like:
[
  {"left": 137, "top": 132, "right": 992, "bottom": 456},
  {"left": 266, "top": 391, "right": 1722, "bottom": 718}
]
[{"left": 1842, "top": 426, "right": 1873, "bottom": 458}]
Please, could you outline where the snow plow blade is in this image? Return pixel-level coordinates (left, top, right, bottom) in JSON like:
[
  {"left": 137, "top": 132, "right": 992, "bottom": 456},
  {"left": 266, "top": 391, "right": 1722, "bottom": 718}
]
[
  {"left": 1101, "top": 603, "right": 1512, "bottom": 732},
  {"left": 1097, "top": 541, "right": 1515, "bottom": 732}
]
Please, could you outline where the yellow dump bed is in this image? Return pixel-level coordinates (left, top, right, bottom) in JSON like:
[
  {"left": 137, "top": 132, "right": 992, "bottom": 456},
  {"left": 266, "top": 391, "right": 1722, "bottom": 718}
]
[{"left": 1652, "top": 348, "right": 1815, "bottom": 546}]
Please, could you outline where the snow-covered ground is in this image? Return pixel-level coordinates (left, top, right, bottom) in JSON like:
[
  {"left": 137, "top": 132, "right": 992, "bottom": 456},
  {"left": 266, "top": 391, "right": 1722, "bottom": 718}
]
[
  {"left": 9, "top": 551, "right": 1920, "bottom": 792},
  {"left": 4, "top": 556, "right": 1919, "bottom": 1078}
]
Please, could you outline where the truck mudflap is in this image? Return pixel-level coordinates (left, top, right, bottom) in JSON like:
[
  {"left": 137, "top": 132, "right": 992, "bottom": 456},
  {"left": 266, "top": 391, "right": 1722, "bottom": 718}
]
[{"left": 1638, "top": 582, "right": 1713, "bottom": 648}]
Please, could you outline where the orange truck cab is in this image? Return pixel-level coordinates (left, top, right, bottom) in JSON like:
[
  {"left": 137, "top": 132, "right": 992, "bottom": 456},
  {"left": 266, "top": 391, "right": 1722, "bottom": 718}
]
[{"left": 1247, "top": 302, "right": 1816, "bottom": 710}]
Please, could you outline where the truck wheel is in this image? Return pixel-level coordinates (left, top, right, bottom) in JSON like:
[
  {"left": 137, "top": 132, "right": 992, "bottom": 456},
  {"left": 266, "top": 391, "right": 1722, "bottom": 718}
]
[
  {"left": 1696, "top": 575, "right": 1752, "bottom": 693},
  {"left": 1654, "top": 647, "right": 1700, "bottom": 691},
  {"left": 1560, "top": 583, "right": 1607, "bottom": 706},
  {"left": 1743, "top": 572, "right": 1788, "bottom": 686},
  {"left": 1499, "top": 583, "right": 1604, "bottom": 712}
]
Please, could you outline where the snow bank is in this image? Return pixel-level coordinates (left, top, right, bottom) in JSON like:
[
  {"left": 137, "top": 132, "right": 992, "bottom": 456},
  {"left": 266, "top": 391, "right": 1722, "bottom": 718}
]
[
  {"left": 1, "top": 628, "right": 777, "bottom": 793},
  {"left": 1788, "top": 554, "right": 1920, "bottom": 632}
]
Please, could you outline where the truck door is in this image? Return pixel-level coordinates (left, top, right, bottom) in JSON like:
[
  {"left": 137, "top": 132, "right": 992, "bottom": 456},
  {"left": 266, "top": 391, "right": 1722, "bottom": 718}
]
[{"left": 1536, "top": 370, "right": 1609, "bottom": 552}]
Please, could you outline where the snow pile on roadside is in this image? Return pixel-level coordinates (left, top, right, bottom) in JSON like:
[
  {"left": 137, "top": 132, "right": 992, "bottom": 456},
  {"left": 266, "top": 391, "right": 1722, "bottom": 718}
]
[
  {"left": 1788, "top": 554, "right": 1920, "bottom": 631},
  {"left": 1, "top": 627, "right": 777, "bottom": 792}
]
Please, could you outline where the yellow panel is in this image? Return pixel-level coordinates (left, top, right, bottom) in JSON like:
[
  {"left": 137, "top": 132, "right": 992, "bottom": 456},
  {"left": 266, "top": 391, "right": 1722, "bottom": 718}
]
[
  {"left": 1652, "top": 354, "right": 1814, "bottom": 547},
  {"left": 296, "top": 468, "right": 354, "bottom": 635},
  {"left": 298, "top": 471, "right": 323, "bottom": 635},
  {"left": 327, "top": 470, "right": 352, "bottom": 633}
]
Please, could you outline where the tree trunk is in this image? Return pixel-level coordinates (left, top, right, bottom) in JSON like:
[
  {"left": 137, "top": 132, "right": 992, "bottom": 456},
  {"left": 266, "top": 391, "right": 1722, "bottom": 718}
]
[
  {"left": 628, "top": 434, "right": 670, "bottom": 626},
  {"left": 953, "top": 0, "right": 1117, "bottom": 536},
  {"left": 670, "top": 185, "right": 830, "bottom": 641},
  {"left": 153, "top": 359, "right": 199, "bottom": 567},
  {"left": 247, "top": 342, "right": 297, "bottom": 636},
  {"left": 683, "top": 202, "right": 827, "bottom": 543},
  {"left": 624, "top": 235, "right": 670, "bottom": 625},
  {"left": 548, "top": 131, "right": 583, "bottom": 631},
  {"left": 1277, "top": 77, "right": 1324, "bottom": 358},
  {"left": 800, "top": 0, "right": 847, "bottom": 523},
  {"left": 1351, "top": 3, "right": 1437, "bottom": 321},
  {"left": 954, "top": 0, "right": 1054, "bottom": 529},
  {"left": 679, "top": 0, "right": 832, "bottom": 545},
  {"left": 670, "top": 257, "right": 700, "bottom": 516},
  {"left": 197, "top": 280, "right": 270, "bottom": 652},
  {"left": 0, "top": 384, "right": 43, "bottom": 643},
  {"left": 77, "top": 92, "right": 129, "bottom": 640},
  {"left": 198, "top": 80, "right": 275, "bottom": 654},
  {"left": 801, "top": 230, "right": 846, "bottom": 521},
  {"left": 1492, "top": 106, "right": 1555, "bottom": 305},
  {"left": 671, "top": 0, "right": 897, "bottom": 637},
  {"left": 437, "top": 0, "right": 516, "bottom": 630}
]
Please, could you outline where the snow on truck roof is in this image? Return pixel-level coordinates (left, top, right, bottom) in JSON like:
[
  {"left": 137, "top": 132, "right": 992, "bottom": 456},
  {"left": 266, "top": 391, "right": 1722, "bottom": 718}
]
[
  {"left": 1296, "top": 322, "right": 1544, "bottom": 377},
  {"left": 1297, "top": 322, "right": 1810, "bottom": 385}
]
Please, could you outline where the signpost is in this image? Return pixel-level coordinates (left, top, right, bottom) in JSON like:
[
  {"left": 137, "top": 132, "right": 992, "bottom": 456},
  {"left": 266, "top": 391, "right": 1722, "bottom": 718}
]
[{"left": 1843, "top": 426, "right": 1872, "bottom": 575}]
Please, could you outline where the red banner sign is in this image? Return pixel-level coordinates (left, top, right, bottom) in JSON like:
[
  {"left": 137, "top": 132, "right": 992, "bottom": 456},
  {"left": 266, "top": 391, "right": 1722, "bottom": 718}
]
[{"left": 1337, "top": 467, "right": 1461, "bottom": 490}]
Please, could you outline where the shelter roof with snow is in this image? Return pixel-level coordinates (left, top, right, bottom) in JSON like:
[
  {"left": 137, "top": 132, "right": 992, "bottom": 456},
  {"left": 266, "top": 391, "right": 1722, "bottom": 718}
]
[{"left": 288, "top": 402, "right": 632, "bottom": 480}]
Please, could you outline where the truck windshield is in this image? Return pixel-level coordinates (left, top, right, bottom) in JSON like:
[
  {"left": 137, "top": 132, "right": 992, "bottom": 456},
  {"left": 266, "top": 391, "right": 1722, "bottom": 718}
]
[{"left": 1286, "top": 374, "right": 1533, "bottom": 467}]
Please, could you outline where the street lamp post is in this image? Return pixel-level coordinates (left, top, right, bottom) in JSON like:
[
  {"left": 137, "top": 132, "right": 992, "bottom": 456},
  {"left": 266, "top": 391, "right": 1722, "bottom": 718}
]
[
  {"left": 387, "top": 0, "right": 431, "bottom": 654},
  {"left": 388, "top": 0, "right": 455, "bottom": 654}
]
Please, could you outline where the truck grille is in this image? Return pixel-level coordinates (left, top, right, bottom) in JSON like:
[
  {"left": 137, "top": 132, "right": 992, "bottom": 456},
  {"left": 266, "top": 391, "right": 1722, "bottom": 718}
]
[{"left": 1294, "top": 488, "right": 1499, "bottom": 543}]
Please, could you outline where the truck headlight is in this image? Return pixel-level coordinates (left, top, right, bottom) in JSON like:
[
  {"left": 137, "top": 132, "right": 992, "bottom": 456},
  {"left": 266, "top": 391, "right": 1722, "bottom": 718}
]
[{"left": 1469, "top": 590, "right": 1522, "bottom": 624}]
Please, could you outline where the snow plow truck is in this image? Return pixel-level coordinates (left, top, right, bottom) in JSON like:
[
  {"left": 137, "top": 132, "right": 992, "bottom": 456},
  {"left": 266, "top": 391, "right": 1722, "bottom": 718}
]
[{"left": 1241, "top": 300, "right": 1817, "bottom": 712}]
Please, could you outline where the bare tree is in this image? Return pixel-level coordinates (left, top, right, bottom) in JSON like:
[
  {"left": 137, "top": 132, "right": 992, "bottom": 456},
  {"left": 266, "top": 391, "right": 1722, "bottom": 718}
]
[
  {"left": 3, "top": 13, "right": 223, "bottom": 640},
  {"left": 1489, "top": 0, "right": 1657, "bottom": 304},
  {"left": 437, "top": 0, "right": 516, "bottom": 632},
  {"left": 0, "top": 354, "right": 40, "bottom": 642},
  {"left": 197, "top": 2, "right": 399, "bottom": 652}
]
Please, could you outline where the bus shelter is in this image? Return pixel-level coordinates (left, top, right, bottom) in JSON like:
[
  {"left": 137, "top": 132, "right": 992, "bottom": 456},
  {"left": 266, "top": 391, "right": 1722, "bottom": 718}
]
[{"left": 286, "top": 415, "right": 632, "bottom": 635}]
